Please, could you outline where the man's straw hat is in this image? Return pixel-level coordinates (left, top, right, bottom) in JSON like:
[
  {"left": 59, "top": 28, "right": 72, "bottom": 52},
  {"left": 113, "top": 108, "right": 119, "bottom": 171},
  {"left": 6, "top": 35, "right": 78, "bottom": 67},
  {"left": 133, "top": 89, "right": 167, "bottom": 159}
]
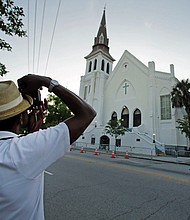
[{"left": 0, "top": 80, "right": 33, "bottom": 120}]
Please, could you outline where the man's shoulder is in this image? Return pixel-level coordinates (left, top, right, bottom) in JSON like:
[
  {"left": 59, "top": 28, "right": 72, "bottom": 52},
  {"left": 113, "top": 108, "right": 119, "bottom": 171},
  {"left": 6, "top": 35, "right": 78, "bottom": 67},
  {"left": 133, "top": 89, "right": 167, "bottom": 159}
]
[{"left": 0, "top": 131, "right": 18, "bottom": 140}]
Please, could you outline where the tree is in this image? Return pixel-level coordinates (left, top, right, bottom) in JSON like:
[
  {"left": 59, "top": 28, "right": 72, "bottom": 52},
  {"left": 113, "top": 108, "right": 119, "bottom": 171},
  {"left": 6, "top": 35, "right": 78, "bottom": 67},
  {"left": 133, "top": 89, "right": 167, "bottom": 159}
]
[
  {"left": 176, "top": 116, "right": 190, "bottom": 138},
  {"left": 44, "top": 94, "right": 72, "bottom": 128},
  {"left": 0, "top": 0, "right": 26, "bottom": 76},
  {"left": 171, "top": 79, "right": 190, "bottom": 140},
  {"left": 105, "top": 119, "right": 127, "bottom": 152}
]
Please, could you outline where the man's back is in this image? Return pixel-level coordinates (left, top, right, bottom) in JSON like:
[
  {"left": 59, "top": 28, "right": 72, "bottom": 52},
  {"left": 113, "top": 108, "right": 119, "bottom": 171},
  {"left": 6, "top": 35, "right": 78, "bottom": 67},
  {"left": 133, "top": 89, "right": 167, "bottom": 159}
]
[
  {"left": 0, "top": 123, "right": 70, "bottom": 220},
  {"left": 0, "top": 75, "right": 96, "bottom": 219}
]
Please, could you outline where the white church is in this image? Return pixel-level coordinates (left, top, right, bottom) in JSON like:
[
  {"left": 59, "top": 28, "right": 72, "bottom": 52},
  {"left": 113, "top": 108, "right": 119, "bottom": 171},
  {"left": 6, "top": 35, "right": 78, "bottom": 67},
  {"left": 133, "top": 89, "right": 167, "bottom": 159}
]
[{"left": 77, "top": 10, "right": 187, "bottom": 155}]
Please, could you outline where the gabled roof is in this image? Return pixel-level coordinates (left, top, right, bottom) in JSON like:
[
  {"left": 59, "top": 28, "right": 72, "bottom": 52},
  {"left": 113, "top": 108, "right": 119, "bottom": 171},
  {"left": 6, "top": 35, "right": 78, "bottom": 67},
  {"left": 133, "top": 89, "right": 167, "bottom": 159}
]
[{"left": 113, "top": 50, "right": 148, "bottom": 74}]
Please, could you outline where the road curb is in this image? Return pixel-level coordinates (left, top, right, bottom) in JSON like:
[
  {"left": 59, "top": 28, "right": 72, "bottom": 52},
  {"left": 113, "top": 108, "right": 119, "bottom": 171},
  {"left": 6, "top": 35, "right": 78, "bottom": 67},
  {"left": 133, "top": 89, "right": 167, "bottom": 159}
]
[{"left": 71, "top": 147, "right": 190, "bottom": 166}]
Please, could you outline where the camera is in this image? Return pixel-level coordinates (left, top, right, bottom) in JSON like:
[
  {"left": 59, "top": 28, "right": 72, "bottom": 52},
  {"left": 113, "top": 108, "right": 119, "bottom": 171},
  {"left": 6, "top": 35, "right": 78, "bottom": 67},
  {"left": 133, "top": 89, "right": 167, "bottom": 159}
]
[
  {"left": 18, "top": 80, "right": 47, "bottom": 111},
  {"left": 27, "top": 89, "right": 48, "bottom": 112},
  {"left": 27, "top": 89, "right": 43, "bottom": 110}
]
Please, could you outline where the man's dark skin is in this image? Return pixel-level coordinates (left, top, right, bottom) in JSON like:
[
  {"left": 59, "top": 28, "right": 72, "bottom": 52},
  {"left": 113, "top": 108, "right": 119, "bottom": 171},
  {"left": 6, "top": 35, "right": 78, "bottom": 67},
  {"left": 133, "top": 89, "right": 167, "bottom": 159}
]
[{"left": 10, "top": 74, "right": 97, "bottom": 142}]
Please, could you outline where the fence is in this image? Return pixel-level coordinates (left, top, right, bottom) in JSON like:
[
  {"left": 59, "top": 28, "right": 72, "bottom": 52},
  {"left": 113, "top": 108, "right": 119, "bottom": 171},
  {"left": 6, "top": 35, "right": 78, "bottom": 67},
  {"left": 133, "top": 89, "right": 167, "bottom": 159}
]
[{"left": 165, "top": 145, "right": 190, "bottom": 157}]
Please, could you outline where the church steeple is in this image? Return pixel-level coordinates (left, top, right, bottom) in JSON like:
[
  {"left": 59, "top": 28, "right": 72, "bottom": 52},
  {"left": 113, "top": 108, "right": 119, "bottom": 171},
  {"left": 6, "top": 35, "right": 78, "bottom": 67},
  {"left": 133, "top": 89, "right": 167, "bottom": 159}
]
[
  {"left": 85, "top": 9, "right": 115, "bottom": 61},
  {"left": 80, "top": 9, "right": 115, "bottom": 127},
  {"left": 94, "top": 9, "right": 108, "bottom": 47}
]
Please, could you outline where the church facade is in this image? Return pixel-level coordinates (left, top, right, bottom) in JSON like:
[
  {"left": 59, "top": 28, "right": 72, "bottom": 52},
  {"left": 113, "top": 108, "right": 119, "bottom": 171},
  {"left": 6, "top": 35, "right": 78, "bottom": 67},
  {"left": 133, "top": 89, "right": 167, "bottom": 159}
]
[{"left": 77, "top": 10, "right": 187, "bottom": 155}]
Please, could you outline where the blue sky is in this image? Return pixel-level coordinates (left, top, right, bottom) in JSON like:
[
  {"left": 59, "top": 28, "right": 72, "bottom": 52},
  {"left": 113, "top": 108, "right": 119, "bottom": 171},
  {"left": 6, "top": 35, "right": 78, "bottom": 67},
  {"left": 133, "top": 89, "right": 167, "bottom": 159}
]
[{"left": 1, "top": 0, "right": 190, "bottom": 95}]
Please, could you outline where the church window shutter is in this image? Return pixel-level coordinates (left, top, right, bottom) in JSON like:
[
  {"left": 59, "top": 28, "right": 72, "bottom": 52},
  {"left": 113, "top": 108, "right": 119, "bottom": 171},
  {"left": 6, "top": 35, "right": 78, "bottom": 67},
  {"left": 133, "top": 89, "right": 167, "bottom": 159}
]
[
  {"left": 160, "top": 95, "right": 171, "bottom": 120},
  {"left": 106, "top": 63, "right": 109, "bottom": 74},
  {"left": 133, "top": 109, "right": 141, "bottom": 127},
  {"left": 121, "top": 107, "right": 129, "bottom": 128},
  {"left": 94, "top": 59, "right": 97, "bottom": 70},
  {"left": 88, "top": 61, "right": 92, "bottom": 72},
  {"left": 101, "top": 60, "right": 105, "bottom": 71}
]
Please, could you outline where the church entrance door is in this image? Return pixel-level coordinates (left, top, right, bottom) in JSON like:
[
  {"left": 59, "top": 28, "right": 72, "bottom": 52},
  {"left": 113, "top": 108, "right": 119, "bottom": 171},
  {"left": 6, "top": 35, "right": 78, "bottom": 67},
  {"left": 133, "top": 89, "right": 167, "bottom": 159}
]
[{"left": 100, "top": 135, "right": 110, "bottom": 150}]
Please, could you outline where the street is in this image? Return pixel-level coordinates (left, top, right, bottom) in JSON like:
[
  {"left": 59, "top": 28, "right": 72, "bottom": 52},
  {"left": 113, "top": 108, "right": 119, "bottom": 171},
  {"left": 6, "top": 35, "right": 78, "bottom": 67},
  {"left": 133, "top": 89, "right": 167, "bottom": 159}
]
[{"left": 44, "top": 151, "right": 190, "bottom": 220}]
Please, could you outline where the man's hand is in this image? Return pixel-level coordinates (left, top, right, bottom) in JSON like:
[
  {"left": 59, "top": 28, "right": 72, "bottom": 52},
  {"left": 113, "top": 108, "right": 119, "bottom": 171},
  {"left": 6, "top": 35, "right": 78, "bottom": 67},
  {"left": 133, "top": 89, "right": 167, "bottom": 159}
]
[
  {"left": 18, "top": 74, "right": 51, "bottom": 95},
  {"left": 27, "top": 106, "right": 45, "bottom": 133}
]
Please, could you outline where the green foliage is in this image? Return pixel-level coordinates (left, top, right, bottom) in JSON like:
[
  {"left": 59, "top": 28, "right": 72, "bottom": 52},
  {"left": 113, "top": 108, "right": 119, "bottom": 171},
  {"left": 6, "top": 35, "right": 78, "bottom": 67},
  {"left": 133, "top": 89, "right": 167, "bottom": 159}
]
[
  {"left": 0, "top": 63, "right": 8, "bottom": 76},
  {"left": 0, "top": 0, "right": 26, "bottom": 76},
  {"left": 176, "top": 115, "right": 190, "bottom": 139},
  {"left": 105, "top": 119, "right": 127, "bottom": 138},
  {"left": 171, "top": 79, "right": 190, "bottom": 113},
  {"left": 171, "top": 79, "right": 190, "bottom": 140},
  {"left": 44, "top": 94, "right": 72, "bottom": 128}
]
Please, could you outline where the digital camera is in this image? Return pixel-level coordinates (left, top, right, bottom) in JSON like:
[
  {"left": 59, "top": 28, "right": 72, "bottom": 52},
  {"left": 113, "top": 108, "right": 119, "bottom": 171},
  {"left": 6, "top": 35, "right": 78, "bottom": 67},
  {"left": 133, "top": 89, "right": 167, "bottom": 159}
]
[{"left": 27, "top": 89, "right": 43, "bottom": 110}]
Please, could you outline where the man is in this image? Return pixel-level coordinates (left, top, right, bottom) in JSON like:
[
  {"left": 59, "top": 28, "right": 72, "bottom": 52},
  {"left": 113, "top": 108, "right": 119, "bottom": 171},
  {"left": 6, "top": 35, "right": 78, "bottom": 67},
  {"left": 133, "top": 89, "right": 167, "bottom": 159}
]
[{"left": 0, "top": 74, "right": 96, "bottom": 220}]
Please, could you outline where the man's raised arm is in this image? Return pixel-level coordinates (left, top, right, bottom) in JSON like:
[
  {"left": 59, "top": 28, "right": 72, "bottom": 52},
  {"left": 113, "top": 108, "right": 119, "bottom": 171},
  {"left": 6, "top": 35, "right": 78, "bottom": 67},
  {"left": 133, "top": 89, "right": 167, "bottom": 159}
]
[{"left": 18, "top": 74, "right": 96, "bottom": 143}]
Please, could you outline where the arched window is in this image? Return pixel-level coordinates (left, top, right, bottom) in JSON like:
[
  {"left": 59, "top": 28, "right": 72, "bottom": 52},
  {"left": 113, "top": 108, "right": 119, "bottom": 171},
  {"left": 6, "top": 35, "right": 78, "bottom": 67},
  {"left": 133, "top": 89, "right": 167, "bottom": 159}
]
[
  {"left": 106, "top": 63, "right": 109, "bottom": 74},
  {"left": 133, "top": 109, "right": 141, "bottom": 127},
  {"left": 160, "top": 95, "right": 171, "bottom": 120},
  {"left": 94, "top": 59, "right": 97, "bottom": 70},
  {"left": 88, "top": 61, "right": 92, "bottom": 72},
  {"left": 111, "top": 112, "right": 117, "bottom": 121},
  {"left": 121, "top": 106, "right": 129, "bottom": 128},
  {"left": 101, "top": 60, "right": 105, "bottom": 71}
]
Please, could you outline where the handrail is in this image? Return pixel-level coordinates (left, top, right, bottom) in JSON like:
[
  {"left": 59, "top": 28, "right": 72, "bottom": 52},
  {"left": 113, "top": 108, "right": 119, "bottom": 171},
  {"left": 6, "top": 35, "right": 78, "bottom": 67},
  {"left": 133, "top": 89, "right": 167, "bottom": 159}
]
[{"left": 129, "top": 128, "right": 164, "bottom": 146}]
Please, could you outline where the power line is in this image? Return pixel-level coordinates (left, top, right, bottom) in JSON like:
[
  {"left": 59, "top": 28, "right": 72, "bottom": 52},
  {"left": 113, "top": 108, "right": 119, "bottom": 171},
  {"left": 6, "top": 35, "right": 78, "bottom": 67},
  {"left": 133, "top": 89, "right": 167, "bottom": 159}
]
[
  {"left": 27, "top": 0, "right": 62, "bottom": 75},
  {"left": 36, "top": 0, "right": 47, "bottom": 73},
  {"left": 44, "top": 0, "right": 62, "bottom": 75},
  {"left": 33, "top": 0, "right": 38, "bottom": 72},
  {"left": 27, "top": 0, "right": 30, "bottom": 73}
]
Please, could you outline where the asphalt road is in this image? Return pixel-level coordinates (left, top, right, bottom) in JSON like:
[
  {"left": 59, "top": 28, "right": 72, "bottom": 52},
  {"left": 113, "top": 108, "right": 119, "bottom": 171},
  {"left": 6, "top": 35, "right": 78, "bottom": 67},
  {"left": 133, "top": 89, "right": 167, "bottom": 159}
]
[{"left": 44, "top": 151, "right": 190, "bottom": 220}]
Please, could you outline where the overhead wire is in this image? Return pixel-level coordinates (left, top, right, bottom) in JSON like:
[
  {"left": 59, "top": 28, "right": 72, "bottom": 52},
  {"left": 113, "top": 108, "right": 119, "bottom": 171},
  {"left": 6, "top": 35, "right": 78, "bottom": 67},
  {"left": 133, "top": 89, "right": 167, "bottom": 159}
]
[
  {"left": 44, "top": 0, "right": 62, "bottom": 75},
  {"left": 36, "top": 0, "right": 47, "bottom": 73},
  {"left": 27, "top": 0, "right": 61, "bottom": 75},
  {"left": 33, "top": 0, "right": 38, "bottom": 73},
  {"left": 27, "top": 0, "right": 30, "bottom": 73}
]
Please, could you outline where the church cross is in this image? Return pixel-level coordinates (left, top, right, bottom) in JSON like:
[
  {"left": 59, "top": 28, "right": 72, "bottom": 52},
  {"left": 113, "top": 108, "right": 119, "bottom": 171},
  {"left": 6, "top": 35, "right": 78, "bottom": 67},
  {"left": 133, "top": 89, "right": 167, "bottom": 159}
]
[{"left": 123, "top": 82, "right": 129, "bottom": 94}]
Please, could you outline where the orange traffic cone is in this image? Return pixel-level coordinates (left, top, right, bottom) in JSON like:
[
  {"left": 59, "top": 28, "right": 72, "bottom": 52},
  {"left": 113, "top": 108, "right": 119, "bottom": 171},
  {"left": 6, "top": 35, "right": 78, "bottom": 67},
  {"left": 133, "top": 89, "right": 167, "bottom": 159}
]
[
  {"left": 80, "top": 147, "right": 85, "bottom": 153},
  {"left": 111, "top": 150, "right": 115, "bottom": 158},
  {"left": 125, "top": 150, "right": 129, "bottom": 159},
  {"left": 94, "top": 148, "right": 99, "bottom": 155}
]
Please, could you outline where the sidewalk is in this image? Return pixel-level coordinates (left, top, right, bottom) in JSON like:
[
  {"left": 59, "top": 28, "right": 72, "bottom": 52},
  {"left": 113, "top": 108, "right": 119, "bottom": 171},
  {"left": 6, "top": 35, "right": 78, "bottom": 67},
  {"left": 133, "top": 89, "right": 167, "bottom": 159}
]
[
  {"left": 130, "top": 154, "right": 190, "bottom": 165},
  {"left": 73, "top": 146, "right": 190, "bottom": 165},
  {"left": 112, "top": 150, "right": 190, "bottom": 165}
]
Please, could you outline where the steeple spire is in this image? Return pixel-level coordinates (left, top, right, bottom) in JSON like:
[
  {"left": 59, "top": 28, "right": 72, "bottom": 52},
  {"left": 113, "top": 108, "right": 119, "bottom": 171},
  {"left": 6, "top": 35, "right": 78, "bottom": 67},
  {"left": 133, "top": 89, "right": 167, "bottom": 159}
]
[
  {"left": 94, "top": 9, "right": 108, "bottom": 46},
  {"left": 85, "top": 9, "right": 115, "bottom": 61}
]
